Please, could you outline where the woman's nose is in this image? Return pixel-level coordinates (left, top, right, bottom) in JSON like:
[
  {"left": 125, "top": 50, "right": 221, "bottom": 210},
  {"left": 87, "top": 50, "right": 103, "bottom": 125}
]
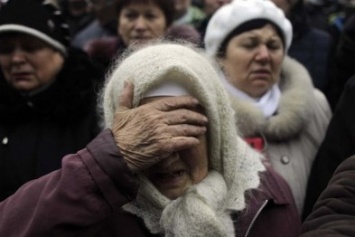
[
  {"left": 255, "top": 45, "right": 270, "bottom": 63},
  {"left": 134, "top": 16, "right": 148, "bottom": 30},
  {"left": 10, "top": 48, "right": 27, "bottom": 63}
]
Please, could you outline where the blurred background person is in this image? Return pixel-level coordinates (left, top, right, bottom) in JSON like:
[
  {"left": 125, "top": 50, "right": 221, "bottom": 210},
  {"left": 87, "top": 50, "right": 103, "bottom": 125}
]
[
  {"left": 0, "top": 0, "right": 103, "bottom": 201},
  {"left": 271, "top": 0, "right": 332, "bottom": 92},
  {"left": 303, "top": 0, "right": 355, "bottom": 108},
  {"left": 196, "top": 0, "right": 231, "bottom": 43},
  {"left": 303, "top": 73, "right": 355, "bottom": 220},
  {"left": 0, "top": 0, "right": 8, "bottom": 9},
  {"left": 59, "top": 0, "right": 95, "bottom": 39},
  {"left": 173, "top": 0, "right": 205, "bottom": 28},
  {"left": 71, "top": 0, "right": 117, "bottom": 50},
  {"left": 204, "top": 0, "right": 331, "bottom": 214},
  {"left": 304, "top": 0, "right": 342, "bottom": 32},
  {"left": 297, "top": 0, "right": 355, "bottom": 220},
  {"left": 84, "top": 0, "right": 201, "bottom": 71},
  {"left": 325, "top": 13, "right": 355, "bottom": 108},
  {"left": 324, "top": 0, "right": 355, "bottom": 43},
  {"left": 201, "top": 0, "right": 229, "bottom": 15}
]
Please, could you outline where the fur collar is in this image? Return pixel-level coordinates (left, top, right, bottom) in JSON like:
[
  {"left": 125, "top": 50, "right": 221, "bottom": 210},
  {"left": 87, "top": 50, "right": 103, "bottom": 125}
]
[{"left": 229, "top": 56, "right": 314, "bottom": 141}]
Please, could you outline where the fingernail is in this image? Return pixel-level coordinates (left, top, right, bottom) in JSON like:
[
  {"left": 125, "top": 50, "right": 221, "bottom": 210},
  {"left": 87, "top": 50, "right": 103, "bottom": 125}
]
[
  {"left": 192, "top": 98, "right": 199, "bottom": 104},
  {"left": 124, "top": 81, "right": 128, "bottom": 88},
  {"left": 203, "top": 116, "right": 208, "bottom": 123}
]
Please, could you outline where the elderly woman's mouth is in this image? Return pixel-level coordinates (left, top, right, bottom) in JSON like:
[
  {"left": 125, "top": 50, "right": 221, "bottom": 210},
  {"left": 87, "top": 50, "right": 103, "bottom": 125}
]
[
  {"left": 132, "top": 36, "right": 151, "bottom": 42},
  {"left": 12, "top": 72, "right": 31, "bottom": 78},
  {"left": 154, "top": 170, "right": 186, "bottom": 181}
]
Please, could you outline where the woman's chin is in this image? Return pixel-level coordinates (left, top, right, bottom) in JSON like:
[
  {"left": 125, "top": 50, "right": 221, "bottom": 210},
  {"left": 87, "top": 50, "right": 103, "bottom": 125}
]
[
  {"left": 11, "top": 81, "right": 37, "bottom": 92},
  {"left": 128, "top": 39, "right": 152, "bottom": 49},
  {"left": 249, "top": 83, "right": 272, "bottom": 97},
  {"left": 153, "top": 173, "right": 191, "bottom": 200},
  {"left": 161, "top": 186, "right": 189, "bottom": 200}
]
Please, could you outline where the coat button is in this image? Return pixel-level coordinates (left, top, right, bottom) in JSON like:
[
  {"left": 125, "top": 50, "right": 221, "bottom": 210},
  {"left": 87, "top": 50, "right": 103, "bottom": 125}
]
[
  {"left": 27, "top": 101, "right": 34, "bottom": 107},
  {"left": 281, "top": 156, "right": 290, "bottom": 164},
  {"left": 2, "top": 137, "right": 8, "bottom": 145}
]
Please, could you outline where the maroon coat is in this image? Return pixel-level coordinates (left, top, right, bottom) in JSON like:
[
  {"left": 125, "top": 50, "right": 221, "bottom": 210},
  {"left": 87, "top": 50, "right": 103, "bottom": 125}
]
[{"left": 0, "top": 130, "right": 300, "bottom": 237}]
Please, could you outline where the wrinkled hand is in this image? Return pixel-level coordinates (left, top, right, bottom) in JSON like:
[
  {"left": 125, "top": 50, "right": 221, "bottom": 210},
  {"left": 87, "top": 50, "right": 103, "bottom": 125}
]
[{"left": 112, "top": 81, "right": 208, "bottom": 172}]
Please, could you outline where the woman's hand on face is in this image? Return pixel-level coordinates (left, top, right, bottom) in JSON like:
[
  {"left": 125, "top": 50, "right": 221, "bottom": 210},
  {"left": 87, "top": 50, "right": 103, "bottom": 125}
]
[{"left": 112, "top": 81, "right": 208, "bottom": 172}]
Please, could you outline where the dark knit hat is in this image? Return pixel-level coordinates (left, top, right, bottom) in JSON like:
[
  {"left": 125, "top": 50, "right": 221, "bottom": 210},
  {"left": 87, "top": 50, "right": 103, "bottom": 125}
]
[{"left": 0, "top": 0, "right": 70, "bottom": 54}]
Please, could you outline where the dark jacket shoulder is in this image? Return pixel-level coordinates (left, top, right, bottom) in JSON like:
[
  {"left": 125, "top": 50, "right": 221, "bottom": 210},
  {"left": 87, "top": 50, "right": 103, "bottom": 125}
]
[
  {"left": 303, "top": 74, "right": 355, "bottom": 219},
  {"left": 301, "top": 155, "right": 355, "bottom": 237}
]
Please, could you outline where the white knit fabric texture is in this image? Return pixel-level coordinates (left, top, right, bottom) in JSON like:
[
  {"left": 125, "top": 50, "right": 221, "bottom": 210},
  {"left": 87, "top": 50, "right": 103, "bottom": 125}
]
[
  {"left": 102, "top": 43, "right": 266, "bottom": 235},
  {"left": 123, "top": 171, "right": 235, "bottom": 236},
  {"left": 204, "top": 0, "right": 293, "bottom": 56}
]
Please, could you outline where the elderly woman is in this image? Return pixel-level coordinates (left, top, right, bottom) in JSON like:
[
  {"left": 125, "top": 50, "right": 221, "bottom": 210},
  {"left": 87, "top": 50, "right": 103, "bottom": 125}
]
[
  {"left": 0, "top": 42, "right": 300, "bottom": 236},
  {"left": 204, "top": 0, "right": 331, "bottom": 214},
  {"left": 84, "top": 0, "right": 201, "bottom": 69},
  {"left": 0, "top": 0, "right": 102, "bottom": 200}
]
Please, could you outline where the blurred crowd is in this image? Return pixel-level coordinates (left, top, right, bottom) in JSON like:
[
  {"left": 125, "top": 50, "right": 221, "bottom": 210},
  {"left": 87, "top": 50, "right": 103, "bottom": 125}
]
[
  {"left": 1, "top": 0, "right": 355, "bottom": 236},
  {"left": 4, "top": 0, "right": 350, "bottom": 108}
]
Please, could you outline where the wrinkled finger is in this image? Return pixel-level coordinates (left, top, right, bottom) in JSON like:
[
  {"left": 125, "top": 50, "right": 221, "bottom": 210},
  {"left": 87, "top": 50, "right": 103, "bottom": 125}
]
[
  {"left": 165, "top": 124, "right": 207, "bottom": 137},
  {"left": 117, "top": 80, "right": 134, "bottom": 111},
  {"left": 164, "top": 137, "right": 201, "bottom": 153},
  {"left": 151, "top": 95, "right": 200, "bottom": 112},
  {"left": 163, "top": 109, "right": 208, "bottom": 125}
]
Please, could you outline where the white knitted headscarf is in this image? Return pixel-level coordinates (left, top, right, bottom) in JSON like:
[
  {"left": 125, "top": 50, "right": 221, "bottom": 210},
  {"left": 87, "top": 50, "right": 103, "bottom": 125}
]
[{"left": 102, "top": 43, "right": 265, "bottom": 236}]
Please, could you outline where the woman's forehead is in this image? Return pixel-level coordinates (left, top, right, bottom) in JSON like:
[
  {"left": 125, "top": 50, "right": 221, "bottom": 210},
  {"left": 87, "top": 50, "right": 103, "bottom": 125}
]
[{"left": 234, "top": 24, "right": 282, "bottom": 40}]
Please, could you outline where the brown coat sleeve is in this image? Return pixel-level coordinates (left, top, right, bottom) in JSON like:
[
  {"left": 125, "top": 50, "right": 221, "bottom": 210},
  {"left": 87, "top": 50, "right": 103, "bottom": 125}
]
[{"left": 301, "top": 155, "right": 355, "bottom": 237}]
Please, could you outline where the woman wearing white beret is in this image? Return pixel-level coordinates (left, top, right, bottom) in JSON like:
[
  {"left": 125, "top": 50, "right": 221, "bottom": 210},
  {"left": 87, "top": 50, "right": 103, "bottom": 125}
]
[{"left": 204, "top": 0, "right": 331, "bottom": 215}]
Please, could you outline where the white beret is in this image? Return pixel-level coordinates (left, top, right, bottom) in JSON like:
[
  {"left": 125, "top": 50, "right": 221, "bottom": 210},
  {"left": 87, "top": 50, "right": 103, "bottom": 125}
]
[{"left": 204, "top": 0, "right": 293, "bottom": 57}]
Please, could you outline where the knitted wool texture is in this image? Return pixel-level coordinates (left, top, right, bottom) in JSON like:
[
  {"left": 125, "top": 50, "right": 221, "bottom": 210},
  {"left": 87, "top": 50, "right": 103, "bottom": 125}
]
[
  {"left": 124, "top": 171, "right": 235, "bottom": 236},
  {"left": 102, "top": 43, "right": 265, "bottom": 235},
  {"left": 204, "top": 0, "right": 293, "bottom": 56}
]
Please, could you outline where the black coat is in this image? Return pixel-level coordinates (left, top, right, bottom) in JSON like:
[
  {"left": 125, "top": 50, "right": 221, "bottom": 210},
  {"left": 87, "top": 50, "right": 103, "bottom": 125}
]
[
  {"left": 288, "top": 0, "right": 331, "bottom": 92},
  {"left": 288, "top": 28, "right": 331, "bottom": 91},
  {"left": 303, "top": 74, "right": 355, "bottom": 220},
  {"left": 326, "top": 14, "right": 355, "bottom": 109},
  {"left": 0, "top": 48, "right": 103, "bottom": 201}
]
